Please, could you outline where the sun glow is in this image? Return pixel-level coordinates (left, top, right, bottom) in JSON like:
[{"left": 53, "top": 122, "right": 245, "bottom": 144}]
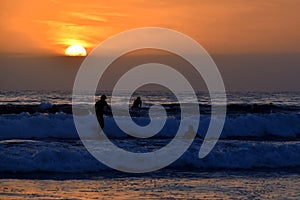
[{"left": 65, "top": 45, "right": 87, "bottom": 56}]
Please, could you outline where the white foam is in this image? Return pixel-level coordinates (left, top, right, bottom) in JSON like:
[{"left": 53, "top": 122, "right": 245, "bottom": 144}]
[
  {"left": 39, "top": 101, "right": 53, "bottom": 109},
  {"left": 0, "top": 140, "right": 299, "bottom": 172},
  {"left": 0, "top": 113, "right": 299, "bottom": 139}
]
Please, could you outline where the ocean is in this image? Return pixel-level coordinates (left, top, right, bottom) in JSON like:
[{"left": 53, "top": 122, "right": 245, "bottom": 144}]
[{"left": 0, "top": 90, "right": 299, "bottom": 199}]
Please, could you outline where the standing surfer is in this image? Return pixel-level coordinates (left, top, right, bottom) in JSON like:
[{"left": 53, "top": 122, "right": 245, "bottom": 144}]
[{"left": 95, "top": 95, "right": 111, "bottom": 129}]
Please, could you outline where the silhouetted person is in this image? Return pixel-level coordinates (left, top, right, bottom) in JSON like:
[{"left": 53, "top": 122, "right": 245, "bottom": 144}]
[
  {"left": 131, "top": 97, "right": 142, "bottom": 109},
  {"left": 95, "top": 95, "right": 110, "bottom": 129}
]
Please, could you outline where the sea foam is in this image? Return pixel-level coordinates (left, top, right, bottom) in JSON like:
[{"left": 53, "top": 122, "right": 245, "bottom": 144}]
[{"left": 0, "top": 113, "right": 299, "bottom": 140}]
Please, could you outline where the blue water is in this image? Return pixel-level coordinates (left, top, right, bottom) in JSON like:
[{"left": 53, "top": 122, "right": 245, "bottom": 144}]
[{"left": 0, "top": 91, "right": 299, "bottom": 174}]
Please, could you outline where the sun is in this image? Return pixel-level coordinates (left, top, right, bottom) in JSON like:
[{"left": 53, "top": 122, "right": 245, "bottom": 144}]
[{"left": 65, "top": 44, "right": 87, "bottom": 56}]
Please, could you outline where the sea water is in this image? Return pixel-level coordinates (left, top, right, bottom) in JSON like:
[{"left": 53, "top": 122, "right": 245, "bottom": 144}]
[{"left": 0, "top": 91, "right": 299, "bottom": 199}]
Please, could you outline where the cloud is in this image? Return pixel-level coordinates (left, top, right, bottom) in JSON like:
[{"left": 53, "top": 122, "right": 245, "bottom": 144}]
[
  {"left": 68, "top": 12, "right": 107, "bottom": 22},
  {"left": 1, "top": 0, "right": 300, "bottom": 54}
]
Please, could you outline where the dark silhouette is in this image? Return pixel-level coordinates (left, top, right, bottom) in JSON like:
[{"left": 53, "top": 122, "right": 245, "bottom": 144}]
[
  {"left": 49, "top": 104, "right": 59, "bottom": 114},
  {"left": 95, "top": 95, "right": 110, "bottom": 129},
  {"left": 131, "top": 97, "right": 142, "bottom": 109}
]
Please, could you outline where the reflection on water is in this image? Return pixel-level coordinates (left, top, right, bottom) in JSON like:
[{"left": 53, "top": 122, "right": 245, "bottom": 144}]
[
  {"left": 0, "top": 171, "right": 299, "bottom": 199},
  {"left": 1, "top": 90, "right": 300, "bottom": 106}
]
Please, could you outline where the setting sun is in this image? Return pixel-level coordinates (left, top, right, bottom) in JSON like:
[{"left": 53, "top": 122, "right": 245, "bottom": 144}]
[{"left": 65, "top": 45, "right": 87, "bottom": 56}]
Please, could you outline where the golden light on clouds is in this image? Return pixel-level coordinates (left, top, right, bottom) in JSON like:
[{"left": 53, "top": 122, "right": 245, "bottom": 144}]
[{"left": 0, "top": 0, "right": 300, "bottom": 55}]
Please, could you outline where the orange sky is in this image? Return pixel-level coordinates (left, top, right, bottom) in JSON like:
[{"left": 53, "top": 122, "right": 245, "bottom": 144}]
[{"left": 1, "top": 0, "right": 300, "bottom": 55}]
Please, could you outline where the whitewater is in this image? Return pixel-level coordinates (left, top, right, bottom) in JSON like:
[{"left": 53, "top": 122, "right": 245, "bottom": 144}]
[{"left": 0, "top": 91, "right": 300, "bottom": 173}]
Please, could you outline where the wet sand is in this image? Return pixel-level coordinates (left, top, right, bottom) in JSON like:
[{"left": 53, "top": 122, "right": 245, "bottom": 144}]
[{"left": 1, "top": 170, "right": 299, "bottom": 199}]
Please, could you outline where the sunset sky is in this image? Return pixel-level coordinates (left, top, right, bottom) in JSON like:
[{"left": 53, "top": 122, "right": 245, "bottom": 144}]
[
  {"left": 0, "top": 0, "right": 299, "bottom": 91},
  {"left": 1, "top": 0, "right": 300, "bottom": 55}
]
